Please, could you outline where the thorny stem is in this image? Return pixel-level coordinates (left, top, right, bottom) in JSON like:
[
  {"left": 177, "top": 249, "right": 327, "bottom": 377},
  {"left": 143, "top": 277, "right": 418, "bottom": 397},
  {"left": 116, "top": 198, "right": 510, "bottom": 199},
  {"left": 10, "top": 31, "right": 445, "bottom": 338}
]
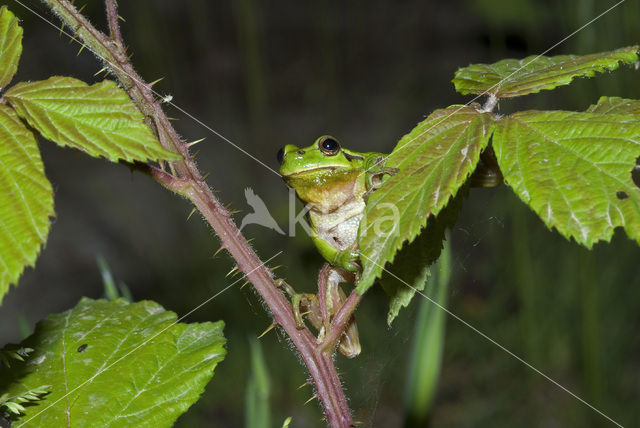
[
  {"left": 44, "top": 1, "right": 354, "bottom": 426},
  {"left": 320, "top": 290, "right": 362, "bottom": 355}
]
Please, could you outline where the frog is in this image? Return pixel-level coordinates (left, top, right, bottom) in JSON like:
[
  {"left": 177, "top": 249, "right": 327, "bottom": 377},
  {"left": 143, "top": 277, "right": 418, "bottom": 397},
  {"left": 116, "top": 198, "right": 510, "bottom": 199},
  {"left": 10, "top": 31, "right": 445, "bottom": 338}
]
[
  {"left": 277, "top": 135, "right": 397, "bottom": 272},
  {"left": 276, "top": 135, "right": 397, "bottom": 357}
]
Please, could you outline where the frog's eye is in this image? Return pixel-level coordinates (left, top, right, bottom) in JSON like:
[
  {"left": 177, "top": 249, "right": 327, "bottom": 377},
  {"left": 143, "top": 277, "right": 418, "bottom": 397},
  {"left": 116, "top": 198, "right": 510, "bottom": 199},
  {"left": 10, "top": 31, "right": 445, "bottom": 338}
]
[
  {"left": 276, "top": 147, "right": 285, "bottom": 165},
  {"left": 318, "top": 136, "right": 340, "bottom": 156}
]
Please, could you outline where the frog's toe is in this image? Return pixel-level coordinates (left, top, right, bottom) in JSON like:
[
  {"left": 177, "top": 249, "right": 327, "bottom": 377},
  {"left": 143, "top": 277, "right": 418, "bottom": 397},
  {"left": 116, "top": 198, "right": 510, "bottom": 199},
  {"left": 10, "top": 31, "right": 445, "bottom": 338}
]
[{"left": 338, "top": 251, "right": 361, "bottom": 272}]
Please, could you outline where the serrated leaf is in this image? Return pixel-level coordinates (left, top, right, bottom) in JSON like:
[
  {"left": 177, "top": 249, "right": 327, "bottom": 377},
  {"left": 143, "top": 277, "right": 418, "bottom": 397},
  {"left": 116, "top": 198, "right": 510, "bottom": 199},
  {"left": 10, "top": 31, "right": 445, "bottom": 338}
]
[
  {"left": 0, "top": 105, "right": 54, "bottom": 304},
  {"left": 0, "top": 298, "right": 226, "bottom": 427},
  {"left": 493, "top": 110, "right": 640, "bottom": 247},
  {"left": 357, "top": 105, "right": 493, "bottom": 293},
  {"left": 0, "top": 6, "right": 22, "bottom": 90},
  {"left": 452, "top": 45, "right": 639, "bottom": 98},
  {"left": 586, "top": 96, "right": 640, "bottom": 116},
  {"left": 380, "top": 189, "right": 463, "bottom": 325},
  {"left": 5, "top": 76, "right": 181, "bottom": 163}
]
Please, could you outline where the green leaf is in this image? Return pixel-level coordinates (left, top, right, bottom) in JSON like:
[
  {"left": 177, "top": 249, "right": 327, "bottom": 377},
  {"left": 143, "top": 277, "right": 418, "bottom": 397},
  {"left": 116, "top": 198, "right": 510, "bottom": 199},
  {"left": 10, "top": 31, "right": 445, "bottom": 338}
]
[
  {"left": 380, "top": 189, "right": 463, "bottom": 325},
  {"left": 357, "top": 105, "right": 493, "bottom": 293},
  {"left": 0, "top": 105, "right": 54, "bottom": 303},
  {"left": 586, "top": 96, "right": 640, "bottom": 116},
  {"left": 493, "top": 110, "right": 640, "bottom": 247},
  {"left": 0, "top": 6, "right": 22, "bottom": 90},
  {"left": 5, "top": 76, "right": 181, "bottom": 163},
  {"left": 0, "top": 298, "right": 226, "bottom": 427},
  {"left": 452, "top": 45, "right": 639, "bottom": 98}
]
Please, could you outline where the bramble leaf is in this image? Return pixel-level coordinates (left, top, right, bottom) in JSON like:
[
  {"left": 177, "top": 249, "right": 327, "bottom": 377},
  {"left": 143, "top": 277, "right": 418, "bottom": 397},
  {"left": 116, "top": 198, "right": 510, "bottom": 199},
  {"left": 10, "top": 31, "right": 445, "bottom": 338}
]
[
  {"left": 0, "top": 298, "right": 226, "bottom": 427},
  {"left": 0, "top": 105, "right": 54, "bottom": 304},
  {"left": 0, "top": 6, "right": 22, "bottom": 89},
  {"left": 493, "top": 110, "right": 640, "bottom": 247},
  {"left": 5, "top": 76, "right": 181, "bottom": 163},
  {"left": 357, "top": 105, "right": 493, "bottom": 293},
  {"left": 380, "top": 189, "right": 463, "bottom": 324},
  {"left": 586, "top": 96, "right": 640, "bottom": 116},
  {"left": 452, "top": 45, "right": 639, "bottom": 98}
]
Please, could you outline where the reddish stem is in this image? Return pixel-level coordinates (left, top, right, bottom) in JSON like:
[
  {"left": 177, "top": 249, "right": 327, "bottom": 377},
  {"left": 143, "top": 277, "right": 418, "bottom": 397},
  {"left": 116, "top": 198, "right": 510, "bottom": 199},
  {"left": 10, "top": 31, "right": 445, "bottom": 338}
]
[
  {"left": 43, "top": 1, "right": 355, "bottom": 426},
  {"left": 320, "top": 290, "right": 362, "bottom": 354}
]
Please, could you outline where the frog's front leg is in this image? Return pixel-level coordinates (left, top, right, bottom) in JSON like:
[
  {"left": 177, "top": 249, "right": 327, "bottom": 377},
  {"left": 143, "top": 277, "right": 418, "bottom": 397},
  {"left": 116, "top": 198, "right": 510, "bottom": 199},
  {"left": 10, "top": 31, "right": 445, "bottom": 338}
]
[
  {"left": 311, "top": 234, "right": 360, "bottom": 272},
  {"left": 364, "top": 155, "right": 399, "bottom": 193}
]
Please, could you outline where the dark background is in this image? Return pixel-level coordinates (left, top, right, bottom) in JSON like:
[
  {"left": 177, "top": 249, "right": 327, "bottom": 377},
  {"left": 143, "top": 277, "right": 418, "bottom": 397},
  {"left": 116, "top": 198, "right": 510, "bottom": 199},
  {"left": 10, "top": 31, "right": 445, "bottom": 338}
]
[{"left": 1, "top": 0, "right": 639, "bottom": 426}]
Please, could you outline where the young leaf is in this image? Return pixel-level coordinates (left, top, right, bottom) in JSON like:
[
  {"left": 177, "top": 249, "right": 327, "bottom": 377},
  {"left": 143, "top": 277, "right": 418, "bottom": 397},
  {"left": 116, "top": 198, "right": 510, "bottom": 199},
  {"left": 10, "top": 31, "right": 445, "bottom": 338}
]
[
  {"left": 493, "top": 110, "right": 640, "bottom": 247},
  {"left": 357, "top": 105, "right": 493, "bottom": 293},
  {"left": 5, "top": 76, "right": 181, "bottom": 163},
  {"left": 380, "top": 188, "right": 463, "bottom": 325},
  {"left": 0, "top": 298, "right": 226, "bottom": 427},
  {"left": 0, "top": 6, "right": 22, "bottom": 90},
  {"left": 586, "top": 96, "right": 640, "bottom": 116},
  {"left": 0, "top": 105, "right": 54, "bottom": 303},
  {"left": 452, "top": 45, "right": 639, "bottom": 98}
]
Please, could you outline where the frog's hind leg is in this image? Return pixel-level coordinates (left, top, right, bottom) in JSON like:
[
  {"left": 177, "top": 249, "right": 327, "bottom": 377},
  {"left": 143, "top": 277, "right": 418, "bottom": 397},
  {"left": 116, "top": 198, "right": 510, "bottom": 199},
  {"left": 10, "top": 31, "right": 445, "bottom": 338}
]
[
  {"left": 320, "top": 266, "right": 361, "bottom": 358},
  {"left": 275, "top": 279, "right": 322, "bottom": 330}
]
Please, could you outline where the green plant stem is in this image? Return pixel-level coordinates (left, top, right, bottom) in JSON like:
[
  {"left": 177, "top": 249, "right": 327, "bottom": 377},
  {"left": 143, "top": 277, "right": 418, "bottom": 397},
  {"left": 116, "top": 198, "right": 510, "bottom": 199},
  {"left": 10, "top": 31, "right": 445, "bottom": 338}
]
[{"left": 43, "top": 1, "right": 353, "bottom": 426}]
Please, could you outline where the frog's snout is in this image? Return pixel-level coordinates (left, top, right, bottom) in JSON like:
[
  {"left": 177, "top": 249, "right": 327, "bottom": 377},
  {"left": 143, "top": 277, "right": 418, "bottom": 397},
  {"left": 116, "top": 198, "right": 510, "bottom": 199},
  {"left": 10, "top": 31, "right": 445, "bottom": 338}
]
[{"left": 277, "top": 144, "right": 300, "bottom": 165}]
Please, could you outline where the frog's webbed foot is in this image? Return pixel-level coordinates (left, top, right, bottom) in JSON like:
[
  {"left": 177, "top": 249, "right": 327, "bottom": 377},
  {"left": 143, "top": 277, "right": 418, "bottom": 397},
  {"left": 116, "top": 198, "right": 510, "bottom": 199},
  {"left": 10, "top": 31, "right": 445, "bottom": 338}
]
[
  {"left": 334, "top": 249, "right": 361, "bottom": 273},
  {"left": 275, "top": 279, "right": 322, "bottom": 330}
]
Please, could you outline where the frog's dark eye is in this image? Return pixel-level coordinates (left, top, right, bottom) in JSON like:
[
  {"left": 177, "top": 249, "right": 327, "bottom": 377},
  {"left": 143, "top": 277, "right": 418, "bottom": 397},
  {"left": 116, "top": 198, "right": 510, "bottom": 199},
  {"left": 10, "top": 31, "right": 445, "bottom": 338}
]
[
  {"left": 276, "top": 147, "right": 285, "bottom": 165},
  {"left": 318, "top": 136, "right": 340, "bottom": 156}
]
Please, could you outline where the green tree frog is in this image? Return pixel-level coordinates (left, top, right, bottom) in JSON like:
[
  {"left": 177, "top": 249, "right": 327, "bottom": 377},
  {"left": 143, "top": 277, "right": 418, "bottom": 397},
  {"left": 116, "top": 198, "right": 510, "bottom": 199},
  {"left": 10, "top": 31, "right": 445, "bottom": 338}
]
[
  {"left": 278, "top": 135, "right": 397, "bottom": 272},
  {"left": 276, "top": 135, "right": 397, "bottom": 357}
]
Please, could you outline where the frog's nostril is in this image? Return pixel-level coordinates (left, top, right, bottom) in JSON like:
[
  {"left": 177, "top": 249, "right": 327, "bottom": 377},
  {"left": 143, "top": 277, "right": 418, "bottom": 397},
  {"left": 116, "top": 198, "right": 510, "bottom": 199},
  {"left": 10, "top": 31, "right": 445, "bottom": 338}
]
[
  {"left": 297, "top": 150, "right": 305, "bottom": 155},
  {"left": 276, "top": 147, "right": 285, "bottom": 165}
]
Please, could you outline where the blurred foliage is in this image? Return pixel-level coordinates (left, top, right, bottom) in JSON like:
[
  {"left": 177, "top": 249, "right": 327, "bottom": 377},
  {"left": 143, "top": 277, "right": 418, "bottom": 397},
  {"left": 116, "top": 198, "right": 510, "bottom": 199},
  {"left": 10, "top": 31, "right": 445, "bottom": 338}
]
[{"left": 0, "top": 0, "right": 638, "bottom": 426}]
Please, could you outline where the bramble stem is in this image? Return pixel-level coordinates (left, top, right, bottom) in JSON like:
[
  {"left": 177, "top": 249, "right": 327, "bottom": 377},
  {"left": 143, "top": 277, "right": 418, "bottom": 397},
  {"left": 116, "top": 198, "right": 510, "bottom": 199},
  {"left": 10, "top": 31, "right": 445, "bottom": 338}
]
[
  {"left": 43, "top": 1, "right": 353, "bottom": 425},
  {"left": 320, "top": 290, "right": 362, "bottom": 355}
]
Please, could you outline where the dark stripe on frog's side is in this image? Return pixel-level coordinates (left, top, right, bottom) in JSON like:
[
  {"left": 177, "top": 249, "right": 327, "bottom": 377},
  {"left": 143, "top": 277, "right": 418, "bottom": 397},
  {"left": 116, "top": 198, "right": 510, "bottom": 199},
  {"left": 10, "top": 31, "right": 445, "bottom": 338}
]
[{"left": 342, "top": 151, "right": 364, "bottom": 162}]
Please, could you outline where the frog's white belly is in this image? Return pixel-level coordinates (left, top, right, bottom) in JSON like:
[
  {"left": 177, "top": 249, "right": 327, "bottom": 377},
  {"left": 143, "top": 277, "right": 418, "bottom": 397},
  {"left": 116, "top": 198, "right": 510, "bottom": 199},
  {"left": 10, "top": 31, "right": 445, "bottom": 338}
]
[{"left": 311, "top": 199, "right": 365, "bottom": 251}]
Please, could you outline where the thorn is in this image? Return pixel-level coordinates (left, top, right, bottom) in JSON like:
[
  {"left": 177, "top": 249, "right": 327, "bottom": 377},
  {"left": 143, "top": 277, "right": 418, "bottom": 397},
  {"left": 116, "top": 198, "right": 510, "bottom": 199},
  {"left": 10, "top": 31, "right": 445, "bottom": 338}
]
[
  {"left": 149, "top": 77, "right": 164, "bottom": 87},
  {"left": 224, "top": 202, "right": 233, "bottom": 210},
  {"left": 213, "top": 246, "right": 226, "bottom": 258},
  {"left": 186, "top": 207, "right": 197, "bottom": 221},
  {"left": 270, "top": 265, "right": 282, "bottom": 272},
  {"left": 77, "top": 43, "right": 86, "bottom": 56},
  {"left": 228, "top": 209, "right": 241, "bottom": 215},
  {"left": 77, "top": 4, "right": 86, "bottom": 14},
  {"left": 240, "top": 280, "right": 251, "bottom": 289},
  {"left": 118, "top": 15, "right": 126, "bottom": 22},
  {"left": 192, "top": 149, "right": 200, "bottom": 160},
  {"left": 304, "top": 395, "right": 317, "bottom": 405},
  {"left": 225, "top": 266, "right": 239, "bottom": 278},
  {"left": 69, "top": 34, "right": 78, "bottom": 45},
  {"left": 258, "top": 323, "right": 276, "bottom": 339},
  {"left": 59, "top": 23, "right": 65, "bottom": 37},
  {"left": 94, "top": 66, "right": 108, "bottom": 77},
  {"left": 246, "top": 238, "right": 255, "bottom": 244},
  {"left": 185, "top": 138, "right": 205, "bottom": 148},
  {"left": 202, "top": 172, "right": 211, "bottom": 181},
  {"left": 297, "top": 381, "right": 310, "bottom": 390}
]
